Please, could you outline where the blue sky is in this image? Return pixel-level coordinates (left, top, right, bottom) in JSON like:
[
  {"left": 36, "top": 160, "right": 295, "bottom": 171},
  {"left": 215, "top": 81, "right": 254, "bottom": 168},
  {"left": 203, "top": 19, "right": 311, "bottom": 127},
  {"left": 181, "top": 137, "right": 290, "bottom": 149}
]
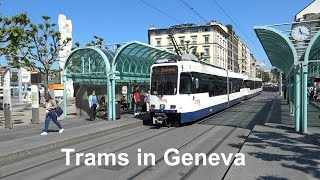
[{"left": 0, "top": 0, "right": 313, "bottom": 69}]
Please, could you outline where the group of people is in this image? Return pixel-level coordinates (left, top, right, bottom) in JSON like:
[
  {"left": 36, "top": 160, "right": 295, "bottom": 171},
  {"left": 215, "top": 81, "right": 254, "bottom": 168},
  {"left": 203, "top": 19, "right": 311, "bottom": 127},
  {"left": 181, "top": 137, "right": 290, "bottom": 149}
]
[
  {"left": 131, "top": 86, "right": 151, "bottom": 116},
  {"left": 40, "top": 88, "right": 151, "bottom": 135},
  {"left": 308, "top": 85, "right": 320, "bottom": 103}
]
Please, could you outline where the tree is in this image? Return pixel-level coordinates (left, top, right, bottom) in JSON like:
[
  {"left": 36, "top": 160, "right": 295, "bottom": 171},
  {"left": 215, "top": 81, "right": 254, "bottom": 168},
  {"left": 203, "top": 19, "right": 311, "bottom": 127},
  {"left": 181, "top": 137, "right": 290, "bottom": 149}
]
[
  {"left": 6, "top": 16, "right": 71, "bottom": 92},
  {"left": 73, "top": 35, "right": 104, "bottom": 50},
  {"left": 270, "top": 68, "right": 279, "bottom": 82},
  {"left": 0, "top": 13, "right": 29, "bottom": 56},
  {"left": 11, "top": 72, "right": 18, "bottom": 82},
  {"left": 261, "top": 71, "right": 271, "bottom": 83}
]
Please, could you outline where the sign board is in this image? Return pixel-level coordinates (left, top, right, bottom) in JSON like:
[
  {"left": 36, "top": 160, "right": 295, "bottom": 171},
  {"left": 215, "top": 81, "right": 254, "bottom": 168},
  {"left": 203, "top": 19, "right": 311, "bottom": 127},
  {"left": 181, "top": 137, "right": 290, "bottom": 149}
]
[
  {"left": 3, "top": 69, "right": 11, "bottom": 110},
  {"left": 21, "top": 68, "right": 30, "bottom": 83},
  {"left": 54, "top": 89, "right": 64, "bottom": 97},
  {"left": 31, "top": 85, "right": 39, "bottom": 108},
  {"left": 31, "top": 71, "right": 42, "bottom": 84},
  {"left": 122, "top": 86, "right": 127, "bottom": 94}
]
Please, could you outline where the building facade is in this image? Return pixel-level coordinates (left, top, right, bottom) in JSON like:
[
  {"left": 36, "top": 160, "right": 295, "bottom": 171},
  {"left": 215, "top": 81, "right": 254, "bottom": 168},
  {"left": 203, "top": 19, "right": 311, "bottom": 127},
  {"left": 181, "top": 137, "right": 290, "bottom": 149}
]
[
  {"left": 227, "top": 28, "right": 239, "bottom": 73},
  {"left": 148, "top": 21, "right": 256, "bottom": 76},
  {"left": 249, "top": 53, "right": 257, "bottom": 78},
  {"left": 148, "top": 21, "right": 229, "bottom": 69}
]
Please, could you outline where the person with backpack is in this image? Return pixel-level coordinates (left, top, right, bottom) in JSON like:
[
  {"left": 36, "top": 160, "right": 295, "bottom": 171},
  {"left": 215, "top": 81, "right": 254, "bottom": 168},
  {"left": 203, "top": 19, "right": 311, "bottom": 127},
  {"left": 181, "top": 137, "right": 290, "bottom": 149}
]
[{"left": 41, "top": 94, "right": 64, "bottom": 135}]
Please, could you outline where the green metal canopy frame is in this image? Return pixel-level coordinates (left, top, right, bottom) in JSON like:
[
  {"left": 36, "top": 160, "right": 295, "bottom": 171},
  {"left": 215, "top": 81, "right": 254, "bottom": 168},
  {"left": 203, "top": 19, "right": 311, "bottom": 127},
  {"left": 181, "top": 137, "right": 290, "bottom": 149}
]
[
  {"left": 62, "top": 41, "right": 174, "bottom": 121},
  {"left": 254, "top": 26, "right": 298, "bottom": 74},
  {"left": 255, "top": 25, "right": 320, "bottom": 133}
]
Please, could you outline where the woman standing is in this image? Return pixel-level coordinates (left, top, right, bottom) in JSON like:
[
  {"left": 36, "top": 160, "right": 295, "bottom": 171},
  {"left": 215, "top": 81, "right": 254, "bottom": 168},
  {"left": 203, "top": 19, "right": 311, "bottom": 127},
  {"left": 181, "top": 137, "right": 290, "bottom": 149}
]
[{"left": 41, "top": 94, "right": 64, "bottom": 135}]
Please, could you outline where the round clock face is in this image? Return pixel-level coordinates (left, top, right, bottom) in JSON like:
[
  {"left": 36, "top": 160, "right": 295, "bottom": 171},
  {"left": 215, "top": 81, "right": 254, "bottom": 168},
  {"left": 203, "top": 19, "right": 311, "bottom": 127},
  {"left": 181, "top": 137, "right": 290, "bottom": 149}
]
[{"left": 291, "top": 23, "right": 311, "bottom": 41}]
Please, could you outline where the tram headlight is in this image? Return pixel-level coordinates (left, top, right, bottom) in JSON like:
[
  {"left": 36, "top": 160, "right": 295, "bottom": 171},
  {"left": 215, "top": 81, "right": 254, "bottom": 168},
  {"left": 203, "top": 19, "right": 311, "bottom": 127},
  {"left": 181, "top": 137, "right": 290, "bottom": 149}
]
[
  {"left": 170, "top": 105, "right": 176, "bottom": 109},
  {"left": 160, "top": 104, "right": 165, "bottom": 109}
]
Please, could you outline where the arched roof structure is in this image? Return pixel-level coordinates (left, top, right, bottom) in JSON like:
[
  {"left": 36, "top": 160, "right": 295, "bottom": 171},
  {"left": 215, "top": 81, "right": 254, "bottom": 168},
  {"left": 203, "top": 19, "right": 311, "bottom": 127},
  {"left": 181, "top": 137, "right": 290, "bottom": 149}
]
[
  {"left": 62, "top": 41, "right": 175, "bottom": 121},
  {"left": 254, "top": 26, "right": 298, "bottom": 75}
]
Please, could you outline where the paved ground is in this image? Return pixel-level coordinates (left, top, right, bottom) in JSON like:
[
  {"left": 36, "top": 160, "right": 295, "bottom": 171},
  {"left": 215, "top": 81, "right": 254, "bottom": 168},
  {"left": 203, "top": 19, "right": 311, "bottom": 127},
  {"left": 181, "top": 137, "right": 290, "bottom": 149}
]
[
  {"left": 0, "top": 91, "right": 319, "bottom": 180},
  {"left": 0, "top": 98, "right": 78, "bottom": 128}
]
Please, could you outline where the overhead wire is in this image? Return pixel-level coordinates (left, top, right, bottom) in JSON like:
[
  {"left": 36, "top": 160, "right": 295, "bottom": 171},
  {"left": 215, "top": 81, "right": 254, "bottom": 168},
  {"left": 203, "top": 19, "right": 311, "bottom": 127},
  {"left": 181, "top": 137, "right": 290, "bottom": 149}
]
[
  {"left": 179, "top": 0, "right": 209, "bottom": 24},
  {"left": 211, "top": 0, "right": 265, "bottom": 64},
  {"left": 138, "top": 0, "right": 183, "bottom": 24}
]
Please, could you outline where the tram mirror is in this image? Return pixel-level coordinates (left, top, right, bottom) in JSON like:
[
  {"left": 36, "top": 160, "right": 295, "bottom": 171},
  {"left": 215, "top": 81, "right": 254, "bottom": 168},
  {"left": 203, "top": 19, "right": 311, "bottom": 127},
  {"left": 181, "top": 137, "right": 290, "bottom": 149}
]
[{"left": 195, "top": 78, "right": 199, "bottom": 89}]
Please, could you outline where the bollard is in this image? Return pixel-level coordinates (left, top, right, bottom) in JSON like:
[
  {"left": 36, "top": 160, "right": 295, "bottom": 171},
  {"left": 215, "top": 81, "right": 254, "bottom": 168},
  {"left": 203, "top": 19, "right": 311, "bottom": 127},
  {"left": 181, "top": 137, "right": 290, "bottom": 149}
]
[
  {"left": 31, "top": 85, "right": 40, "bottom": 124},
  {"left": 32, "top": 107, "right": 39, "bottom": 124},
  {"left": 4, "top": 103, "right": 13, "bottom": 129}
]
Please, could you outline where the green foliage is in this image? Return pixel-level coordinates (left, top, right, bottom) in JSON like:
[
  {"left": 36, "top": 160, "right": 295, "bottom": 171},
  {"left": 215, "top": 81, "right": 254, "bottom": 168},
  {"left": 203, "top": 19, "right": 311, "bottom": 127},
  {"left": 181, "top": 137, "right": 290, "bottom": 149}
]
[
  {"left": 0, "top": 13, "right": 29, "bottom": 56},
  {"left": 11, "top": 72, "right": 18, "bottom": 82},
  {"left": 270, "top": 68, "right": 279, "bottom": 82},
  {"left": 72, "top": 35, "right": 104, "bottom": 50},
  {"left": 261, "top": 71, "right": 271, "bottom": 83},
  {"left": 5, "top": 15, "right": 71, "bottom": 90}
]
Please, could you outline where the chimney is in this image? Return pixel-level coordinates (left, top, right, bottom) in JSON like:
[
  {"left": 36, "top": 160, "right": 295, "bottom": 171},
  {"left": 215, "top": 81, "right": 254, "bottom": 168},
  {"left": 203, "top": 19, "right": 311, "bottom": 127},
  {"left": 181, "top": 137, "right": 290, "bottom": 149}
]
[{"left": 150, "top": 25, "right": 155, "bottom": 30}]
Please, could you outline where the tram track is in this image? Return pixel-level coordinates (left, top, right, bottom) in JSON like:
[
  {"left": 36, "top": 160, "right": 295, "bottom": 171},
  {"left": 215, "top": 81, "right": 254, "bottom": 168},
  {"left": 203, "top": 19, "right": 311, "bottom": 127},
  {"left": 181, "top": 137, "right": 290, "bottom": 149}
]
[
  {"left": 127, "top": 98, "right": 263, "bottom": 180},
  {"left": 0, "top": 126, "right": 173, "bottom": 179},
  {"left": 0, "top": 94, "right": 271, "bottom": 179},
  {"left": 180, "top": 102, "right": 262, "bottom": 180},
  {"left": 0, "top": 97, "right": 250, "bottom": 179}
]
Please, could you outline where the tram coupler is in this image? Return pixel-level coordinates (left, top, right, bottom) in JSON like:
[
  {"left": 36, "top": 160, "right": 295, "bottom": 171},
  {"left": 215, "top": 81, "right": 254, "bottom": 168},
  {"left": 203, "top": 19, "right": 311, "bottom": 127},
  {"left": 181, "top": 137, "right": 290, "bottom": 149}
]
[{"left": 153, "top": 113, "right": 170, "bottom": 128}]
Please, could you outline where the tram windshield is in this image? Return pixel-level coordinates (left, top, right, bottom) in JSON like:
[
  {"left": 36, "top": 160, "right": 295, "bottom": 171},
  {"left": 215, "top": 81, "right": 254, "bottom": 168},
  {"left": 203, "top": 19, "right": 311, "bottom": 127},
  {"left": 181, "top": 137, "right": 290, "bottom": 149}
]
[{"left": 151, "top": 66, "right": 178, "bottom": 95}]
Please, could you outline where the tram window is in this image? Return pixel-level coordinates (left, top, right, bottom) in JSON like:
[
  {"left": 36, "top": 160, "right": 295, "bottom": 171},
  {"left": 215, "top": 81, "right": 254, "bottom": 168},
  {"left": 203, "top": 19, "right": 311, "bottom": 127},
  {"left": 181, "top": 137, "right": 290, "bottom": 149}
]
[
  {"left": 209, "top": 77, "right": 215, "bottom": 97},
  {"left": 151, "top": 66, "right": 178, "bottom": 95},
  {"left": 191, "top": 72, "right": 209, "bottom": 93},
  {"left": 180, "top": 73, "right": 193, "bottom": 94}
]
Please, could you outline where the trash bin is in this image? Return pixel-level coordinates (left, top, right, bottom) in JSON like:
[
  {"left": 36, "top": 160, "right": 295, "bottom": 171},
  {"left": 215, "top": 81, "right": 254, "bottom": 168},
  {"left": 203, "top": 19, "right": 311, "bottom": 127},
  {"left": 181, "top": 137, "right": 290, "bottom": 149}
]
[{"left": 116, "top": 103, "right": 121, "bottom": 119}]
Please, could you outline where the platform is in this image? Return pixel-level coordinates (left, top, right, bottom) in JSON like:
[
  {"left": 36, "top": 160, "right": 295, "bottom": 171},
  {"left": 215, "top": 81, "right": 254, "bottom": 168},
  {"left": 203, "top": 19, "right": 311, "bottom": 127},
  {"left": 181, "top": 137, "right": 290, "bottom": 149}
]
[
  {"left": 225, "top": 97, "right": 320, "bottom": 180},
  {"left": 0, "top": 113, "right": 150, "bottom": 166}
]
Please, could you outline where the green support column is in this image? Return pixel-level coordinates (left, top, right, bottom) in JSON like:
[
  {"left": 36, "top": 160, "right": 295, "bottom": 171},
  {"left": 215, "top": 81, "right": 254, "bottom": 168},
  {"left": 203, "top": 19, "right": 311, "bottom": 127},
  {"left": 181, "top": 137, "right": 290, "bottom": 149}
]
[
  {"left": 63, "top": 76, "right": 67, "bottom": 120},
  {"left": 287, "top": 78, "right": 291, "bottom": 110},
  {"left": 294, "top": 65, "right": 301, "bottom": 132},
  {"left": 112, "top": 76, "right": 116, "bottom": 121},
  {"left": 289, "top": 80, "right": 294, "bottom": 115},
  {"left": 127, "top": 83, "right": 132, "bottom": 111},
  {"left": 108, "top": 78, "right": 113, "bottom": 121},
  {"left": 302, "top": 63, "right": 308, "bottom": 133}
]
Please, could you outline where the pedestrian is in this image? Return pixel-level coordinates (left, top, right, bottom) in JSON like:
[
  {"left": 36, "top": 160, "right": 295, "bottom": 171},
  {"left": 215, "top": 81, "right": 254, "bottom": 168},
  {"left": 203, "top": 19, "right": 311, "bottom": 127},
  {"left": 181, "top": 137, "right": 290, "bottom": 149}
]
[
  {"left": 133, "top": 86, "right": 140, "bottom": 116},
  {"left": 144, "top": 89, "right": 151, "bottom": 113},
  {"left": 120, "top": 95, "right": 128, "bottom": 111},
  {"left": 88, "top": 90, "right": 97, "bottom": 121},
  {"left": 283, "top": 85, "right": 287, "bottom": 100},
  {"left": 41, "top": 94, "right": 64, "bottom": 135}
]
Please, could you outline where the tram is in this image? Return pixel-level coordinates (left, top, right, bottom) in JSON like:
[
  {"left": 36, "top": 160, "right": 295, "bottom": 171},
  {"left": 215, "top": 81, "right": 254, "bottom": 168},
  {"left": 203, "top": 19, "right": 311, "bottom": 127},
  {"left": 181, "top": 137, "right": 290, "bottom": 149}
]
[{"left": 149, "top": 54, "right": 262, "bottom": 127}]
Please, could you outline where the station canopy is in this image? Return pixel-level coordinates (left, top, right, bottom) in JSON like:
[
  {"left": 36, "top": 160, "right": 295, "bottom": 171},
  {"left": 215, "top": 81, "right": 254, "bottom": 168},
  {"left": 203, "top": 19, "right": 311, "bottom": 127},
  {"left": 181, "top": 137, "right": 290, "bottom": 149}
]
[
  {"left": 64, "top": 41, "right": 175, "bottom": 82},
  {"left": 255, "top": 26, "right": 320, "bottom": 78},
  {"left": 254, "top": 26, "right": 297, "bottom": 75}
]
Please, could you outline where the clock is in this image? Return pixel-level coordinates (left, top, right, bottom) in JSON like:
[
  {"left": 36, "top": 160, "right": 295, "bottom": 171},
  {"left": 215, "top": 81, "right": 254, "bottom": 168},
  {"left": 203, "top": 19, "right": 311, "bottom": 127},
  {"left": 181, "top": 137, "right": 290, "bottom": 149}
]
[{"left": 291, "top": 23, "right": 311, "bottom": 41}]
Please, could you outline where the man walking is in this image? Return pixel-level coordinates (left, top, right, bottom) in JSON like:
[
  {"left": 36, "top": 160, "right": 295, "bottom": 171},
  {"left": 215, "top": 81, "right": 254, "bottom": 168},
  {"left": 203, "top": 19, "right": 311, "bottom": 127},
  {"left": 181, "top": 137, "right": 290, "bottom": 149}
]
[{"left": 88, "top": 90, "right": 97, "bottom": 121}]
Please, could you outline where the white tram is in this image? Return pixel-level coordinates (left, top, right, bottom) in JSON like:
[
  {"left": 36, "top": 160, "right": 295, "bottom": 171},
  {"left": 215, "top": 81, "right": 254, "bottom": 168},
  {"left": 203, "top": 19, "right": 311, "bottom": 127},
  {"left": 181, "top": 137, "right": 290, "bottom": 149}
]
[{"left": 149, "top": 54, "right": 262, "bottom": 126}]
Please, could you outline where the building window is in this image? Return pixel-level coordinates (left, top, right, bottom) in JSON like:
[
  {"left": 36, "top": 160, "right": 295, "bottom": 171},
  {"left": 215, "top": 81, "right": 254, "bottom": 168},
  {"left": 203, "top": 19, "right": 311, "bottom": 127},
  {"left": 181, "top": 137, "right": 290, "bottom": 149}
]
[
  {"left": 190, "top": 28, "right": 198, "bottom": 33},
  {"left": 167, "top": 38, "right": 172, "bottom": 45},
  {"left": 156, "top": 39, "right": 161, "bottom": 46},
  {"left": 180, "top": 29, "right": 187, "bottom": 33},
  {"left": 155, "top": 31, "right": 161, "bottom": 35},
  {"left": 204, "top": 36, "right": 209, "bottom": 43},
  {"left": 179, "top": 37, "right": 185, "bottom": 45},
  {"left": 192, "top": 47, "right": 197, "bottom": 54},
  {"left": 191, "top": 36, "right": 197, "bottom": 44},
  {"left": 204, "top": 47, "right": 210, "bottom": 56},
  {"left": 203, "top": 27, "right": 209, "bottom": 32}
]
